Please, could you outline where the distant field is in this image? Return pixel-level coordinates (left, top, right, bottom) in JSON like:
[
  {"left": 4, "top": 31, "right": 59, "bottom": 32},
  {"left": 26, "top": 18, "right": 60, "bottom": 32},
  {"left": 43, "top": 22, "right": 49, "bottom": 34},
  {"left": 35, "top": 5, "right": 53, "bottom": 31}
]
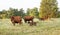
[{"left": 0, "top": 18, "right": 60, "bottom": 35}]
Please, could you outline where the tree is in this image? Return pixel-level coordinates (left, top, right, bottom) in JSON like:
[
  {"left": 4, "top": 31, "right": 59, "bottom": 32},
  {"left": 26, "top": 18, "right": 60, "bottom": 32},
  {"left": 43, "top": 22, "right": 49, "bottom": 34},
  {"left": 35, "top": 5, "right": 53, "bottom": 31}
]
[
  {"left": 13, "top": 9, "right": 19, "bottom": 16},
  {"left": 7, "top": 8, "right": 15, "bottom": 18},
  {"left": 33, "top": 7, "right": 39, "bottom": 18},
  {"left": 18, "top": 8, "right": 25, "bottom": 18},
  {"left": 56, "top": 11, "right": 60, "bottom": 18},
  {"left": 26, "top": 8, "right": 31, "bottom": 16},
  {"left": 39, "top": 0, "right": 58, "bottom": 19},
  {"left": 9, "top": 8, "right": 25, "bottom": 18},
  {"left": 26, "top": 7, "right": 39, "bottom": 18},
  {"left": 0, "top": 10, "right": 7, "bottom": 19}
]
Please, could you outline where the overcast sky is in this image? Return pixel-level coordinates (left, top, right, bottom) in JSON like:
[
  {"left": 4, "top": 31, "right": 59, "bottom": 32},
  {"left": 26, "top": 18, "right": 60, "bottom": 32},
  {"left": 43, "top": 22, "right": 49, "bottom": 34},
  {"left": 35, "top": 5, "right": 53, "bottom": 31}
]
[{"left": 0, "top": 0, "right": 60, "bottom": 11}]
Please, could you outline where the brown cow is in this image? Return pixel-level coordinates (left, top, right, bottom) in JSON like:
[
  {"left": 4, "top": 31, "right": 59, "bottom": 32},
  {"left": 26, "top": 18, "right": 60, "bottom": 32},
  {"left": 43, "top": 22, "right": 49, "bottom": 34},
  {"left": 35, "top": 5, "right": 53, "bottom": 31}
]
[
  {"left": 11, "top": 16, "right": 22, "bottom": 26},
  {"left": 29, "top": 21, "right": 37, "bottom": 26},
  {"left": 39, "top": 16, "right": 48, "bottom": 20},
  {"left": 24, "top": 16, "right": 34, "bottom": 23}
]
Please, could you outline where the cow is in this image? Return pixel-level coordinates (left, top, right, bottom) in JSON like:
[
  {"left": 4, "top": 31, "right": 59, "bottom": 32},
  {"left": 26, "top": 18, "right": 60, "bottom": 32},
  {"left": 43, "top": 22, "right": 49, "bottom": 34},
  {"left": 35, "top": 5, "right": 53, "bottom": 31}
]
[
  {"left": 24, "top": 16, "right": 34, "bottom": 23},
  {"left": 11, "top": 16, "right": 22, "bottom": 26},
  {"left": 39, "top": 16, "right": 48, "bottom": 20},
  {"left": 39, "top": 18, "right": 45, "bottom": 20},
  {"left": 29, "top": 21, "right": 37, "bottom": 26}
]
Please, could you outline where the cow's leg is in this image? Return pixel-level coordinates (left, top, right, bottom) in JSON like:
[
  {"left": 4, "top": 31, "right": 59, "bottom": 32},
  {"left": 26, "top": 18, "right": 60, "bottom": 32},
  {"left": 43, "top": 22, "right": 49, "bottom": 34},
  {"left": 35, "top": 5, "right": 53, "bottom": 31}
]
[
  {"left": 30, "top": 22, "right": 33, "bottom": 26},
  {"left": 30, "top": 23, "right": 33, "bottom": 26},
  {"left": 12, "top": 21, "right": 15, "bottom": 26},
  {"left": 33, "top": 22, "right": 36, "bottom": 26},
  {"left": 19, "top": 21, "right": 22, "bottom": 25},
  {"left": 13, "top": 23, "right": 15, "bottom": 26},
  {"left": 25, "top": 20, "right": 27, "bottom": 23},
  {"left": 28, "top": 21, "right": 30, "bottom": 23},
  {"left": 31, "top": 20, "right": 33, "bottom": 22},
  {"left": 19, "top": 22, "right": 22, "bottom": 25}
]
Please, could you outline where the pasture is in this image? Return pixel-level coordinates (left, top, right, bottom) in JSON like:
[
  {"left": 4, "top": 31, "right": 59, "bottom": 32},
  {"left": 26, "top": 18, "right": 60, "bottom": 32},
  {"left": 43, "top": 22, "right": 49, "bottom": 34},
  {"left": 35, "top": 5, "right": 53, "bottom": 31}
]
[{"left": 0, "top": 18, "right": 60, "bottom": 35}]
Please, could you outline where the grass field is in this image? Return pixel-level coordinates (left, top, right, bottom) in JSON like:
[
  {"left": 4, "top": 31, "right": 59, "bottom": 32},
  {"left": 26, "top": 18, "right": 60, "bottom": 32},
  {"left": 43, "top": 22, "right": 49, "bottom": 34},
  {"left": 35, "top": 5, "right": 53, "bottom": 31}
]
[{"left": 0, "top": 18, "right": 60, "bottom": 35}]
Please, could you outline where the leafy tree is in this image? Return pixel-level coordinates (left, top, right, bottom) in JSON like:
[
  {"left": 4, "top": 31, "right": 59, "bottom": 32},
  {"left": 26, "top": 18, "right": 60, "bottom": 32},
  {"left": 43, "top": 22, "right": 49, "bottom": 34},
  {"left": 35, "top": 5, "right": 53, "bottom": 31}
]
[
  {"left": 26, "top": 8, "right": 31, "bottom": 16},
  {"left": 56, "top": 11, "right": 60, "bottom": 18},
  {"left": 13, "top": 9, "right": 18, "bottom": 16},
  {"left": 0, "top": 10, "right": 7, "bottom": 19},
  {"left": 26, "top": 7, "right": 39, "bottom": 18},
  {"left": 33, "top": 7, "right": 39, "bottom": 18},
  {"left": 7, "top": 8, "right": 15, "bottom": 18},
  {"left": 39, "top": 0, "right": 58, "bottom": 19},
  {"left": 29, "top": 7, "right": 39, "bottom": 18},
  {"left": 18, "top": 8, "right": 25, "bottom": 18}
]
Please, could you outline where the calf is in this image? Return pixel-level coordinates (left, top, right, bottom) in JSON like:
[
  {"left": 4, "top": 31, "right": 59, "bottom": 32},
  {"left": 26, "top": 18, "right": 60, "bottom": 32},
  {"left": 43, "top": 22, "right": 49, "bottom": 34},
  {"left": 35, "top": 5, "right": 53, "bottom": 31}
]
[{"left": 29, "top": 21, "right": 37, "bottom": 26}]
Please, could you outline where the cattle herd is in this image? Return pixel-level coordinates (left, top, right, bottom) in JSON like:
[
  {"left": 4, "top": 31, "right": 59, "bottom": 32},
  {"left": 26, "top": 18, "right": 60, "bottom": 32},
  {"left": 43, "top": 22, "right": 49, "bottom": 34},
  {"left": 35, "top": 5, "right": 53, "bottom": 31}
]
[
  {"left": 10, "top": 16, "right": 48, "bottom": 26},
  {"left": 11, "top": 16, "right": 37, "bottom": 26}
]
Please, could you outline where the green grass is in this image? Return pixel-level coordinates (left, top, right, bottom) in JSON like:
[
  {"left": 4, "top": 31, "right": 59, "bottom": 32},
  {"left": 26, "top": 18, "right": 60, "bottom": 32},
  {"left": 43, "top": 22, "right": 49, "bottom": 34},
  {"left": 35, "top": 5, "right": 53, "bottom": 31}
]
[{"left": 0, "top": 18, "right": 60, "bottom": 35}]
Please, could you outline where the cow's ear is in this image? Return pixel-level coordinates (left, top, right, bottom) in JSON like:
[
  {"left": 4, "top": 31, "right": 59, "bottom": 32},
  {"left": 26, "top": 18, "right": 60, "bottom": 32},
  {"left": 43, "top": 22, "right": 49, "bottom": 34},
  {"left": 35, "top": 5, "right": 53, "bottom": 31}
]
[{"left": 11, "top": 16, "right": 14, "bottom": 19}]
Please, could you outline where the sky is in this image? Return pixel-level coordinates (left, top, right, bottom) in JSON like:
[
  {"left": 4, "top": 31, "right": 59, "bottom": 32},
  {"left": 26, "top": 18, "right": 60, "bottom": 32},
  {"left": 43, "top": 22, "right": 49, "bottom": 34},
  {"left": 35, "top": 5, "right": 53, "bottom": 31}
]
[{"left": 0, "top": 0, "right": 60, "bottom": 11}]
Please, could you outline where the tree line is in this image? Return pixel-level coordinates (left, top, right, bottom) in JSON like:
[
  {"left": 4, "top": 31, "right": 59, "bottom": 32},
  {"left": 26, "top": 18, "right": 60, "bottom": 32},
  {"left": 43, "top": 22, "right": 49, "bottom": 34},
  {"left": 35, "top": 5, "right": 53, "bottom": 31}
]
[
  {"left": 0, "top": 0, "right": 60, "bottom": 19},
  {"left": 0, "top": 7, "right": 39, "bottom": 19}
]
